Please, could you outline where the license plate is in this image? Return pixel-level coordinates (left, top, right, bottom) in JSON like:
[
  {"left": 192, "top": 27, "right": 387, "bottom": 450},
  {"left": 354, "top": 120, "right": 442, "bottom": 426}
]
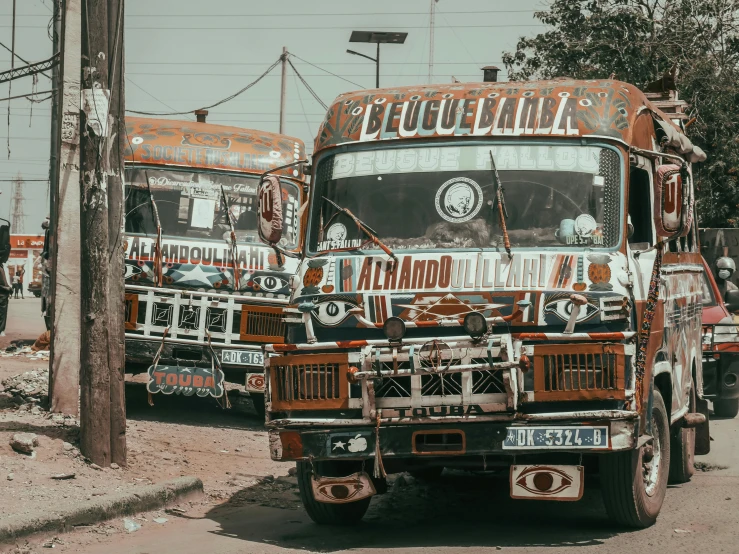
[
  {"left": 221, "top": 350, "right": 264, "bottom": 366},
  {"left": 503, "top": 426, "right": 609, "bottom": 450}
]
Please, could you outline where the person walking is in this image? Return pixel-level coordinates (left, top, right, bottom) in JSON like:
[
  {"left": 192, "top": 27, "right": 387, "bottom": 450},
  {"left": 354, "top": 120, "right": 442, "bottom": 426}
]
[
  {"left": 0, "top": 266, "right": 10, "bottom": 335},
  {"left": 11, "top": 271, "right": 20, "bottom": 299},
  {"left": 18, "top": 267, "right": 25, "bottom": 299}
]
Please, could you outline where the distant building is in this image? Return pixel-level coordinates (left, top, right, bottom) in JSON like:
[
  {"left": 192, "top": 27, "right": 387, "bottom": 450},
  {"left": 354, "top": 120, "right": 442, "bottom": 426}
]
[{"left": 5, "top": 234, "right": 44, "bottom": 290}]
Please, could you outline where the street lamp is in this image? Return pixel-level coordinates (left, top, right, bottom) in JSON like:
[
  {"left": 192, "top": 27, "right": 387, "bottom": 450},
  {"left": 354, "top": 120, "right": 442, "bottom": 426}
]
[{"left": 347, "top": 31, "right": 408, "bottom": 89}]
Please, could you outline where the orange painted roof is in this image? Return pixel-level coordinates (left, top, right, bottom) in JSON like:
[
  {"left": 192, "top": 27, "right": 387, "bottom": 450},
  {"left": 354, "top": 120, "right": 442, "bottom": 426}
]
[
  {"left": 315, "top": 79, "right": 683, "bottom": 153},
  {"left": 125, "top": 117, "right": 306, "bottom": 180}
]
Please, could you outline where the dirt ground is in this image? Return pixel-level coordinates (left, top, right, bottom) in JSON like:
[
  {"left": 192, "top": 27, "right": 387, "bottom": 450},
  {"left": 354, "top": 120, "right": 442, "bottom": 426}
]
[{"left": 0, "top": 355, "right": 294, "bottom": 549}]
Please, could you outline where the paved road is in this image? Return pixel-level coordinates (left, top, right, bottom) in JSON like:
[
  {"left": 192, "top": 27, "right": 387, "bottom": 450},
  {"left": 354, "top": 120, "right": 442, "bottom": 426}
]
[
  {"left": 63, "top": 416, "right": 739, "bottom": 554},
  {"left": 0, "top": 296, "right": 44, "bottom": 348}
]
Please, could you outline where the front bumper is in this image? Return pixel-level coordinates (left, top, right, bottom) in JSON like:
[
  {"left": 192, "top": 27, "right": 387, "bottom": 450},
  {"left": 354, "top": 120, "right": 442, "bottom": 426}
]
[
  {"left": 268, "top": 415, "right": 638, "bottom": 462},
  {"left": 702, "top": 352, "right": 739, "bottom": 400}
]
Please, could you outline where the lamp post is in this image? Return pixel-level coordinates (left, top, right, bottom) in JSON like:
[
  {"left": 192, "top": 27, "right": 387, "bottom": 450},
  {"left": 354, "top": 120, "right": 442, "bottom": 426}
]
[{"left": 347, "top": 31, "right": 408, "bottom": 89}]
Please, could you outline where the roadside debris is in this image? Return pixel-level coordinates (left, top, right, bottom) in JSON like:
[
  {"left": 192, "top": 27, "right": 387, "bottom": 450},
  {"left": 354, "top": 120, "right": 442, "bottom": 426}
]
[
  {"left": 2, "top": 368, "right": 49, "bottom": 408},
  {"left": 122, "top": 518, "right": 142, "bottom": 533},
  {"left": 51, "top": 472, "right": 76, "bottom": 480},
  {"left": 10, "top": 432, "right": 39, "bottom": 454},
  {"left": 153, "top": 517, "right": 168, "bottom": 524},
  {"left": 694, "top": 461, "right": 729, "bottom": 472}
]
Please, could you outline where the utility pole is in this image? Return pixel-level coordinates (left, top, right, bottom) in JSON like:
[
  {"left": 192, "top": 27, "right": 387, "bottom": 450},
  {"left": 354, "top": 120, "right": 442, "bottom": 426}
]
[
  {"left": 10, "top": 173, "right": 25, "bottom": 233},
  {"left": 78, "top": 0, "right": 126, "bottom": 467},
  {"left": 429, "top": 0, "right": 438, "bottom": 84},
  {"left": 48, "top": 0, "right": 82, "bottom": 418},
  {"left": 279, "top": 46, "right": 287, "bottom": 134}
]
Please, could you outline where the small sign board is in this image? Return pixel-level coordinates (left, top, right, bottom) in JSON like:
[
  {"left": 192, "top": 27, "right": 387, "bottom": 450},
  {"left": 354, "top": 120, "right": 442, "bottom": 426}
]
[{"left": 147, "top": 365, "right": 225, "bottom": 398}]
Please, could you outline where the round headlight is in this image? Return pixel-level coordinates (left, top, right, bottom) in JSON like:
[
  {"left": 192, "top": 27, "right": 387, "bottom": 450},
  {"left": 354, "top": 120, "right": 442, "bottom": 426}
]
[
  {"left": 383, "top": 317, "right": 406, "bottom": 342},
  {"left": 463, "top": 311, "right": 487, "bottom": 339}
]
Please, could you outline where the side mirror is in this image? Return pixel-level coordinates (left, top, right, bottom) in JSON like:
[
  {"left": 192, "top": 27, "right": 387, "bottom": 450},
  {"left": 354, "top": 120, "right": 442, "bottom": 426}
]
[
  {"left": 257, "top": 175, "right": 284, "bottom": 246},
  {"left": 725, "top": 289, "right": 739, "bottom": 313},
  {"left": 654, "top": 164, "right": 692, "bottom": 237}
]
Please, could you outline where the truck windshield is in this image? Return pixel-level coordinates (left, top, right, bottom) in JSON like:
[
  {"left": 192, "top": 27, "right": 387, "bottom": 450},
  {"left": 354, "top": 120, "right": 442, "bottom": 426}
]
[
  {"left": 309, "top": 143, "right": 621, "bottom": 252},
  {"left": 125, "top": 168, "right": 300, "bottom": 248}
]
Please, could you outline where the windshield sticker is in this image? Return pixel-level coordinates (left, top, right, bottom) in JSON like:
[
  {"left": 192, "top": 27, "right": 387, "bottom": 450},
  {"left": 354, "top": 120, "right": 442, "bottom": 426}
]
[
  {"left": 332, "top": 145, "right": 601, "bottom": 179},
  {"left": 326, "top": 223, "right": 347, "bottom": 243},
  {"left": 435, "top": 178, "right": 483, "bottom": 223}
]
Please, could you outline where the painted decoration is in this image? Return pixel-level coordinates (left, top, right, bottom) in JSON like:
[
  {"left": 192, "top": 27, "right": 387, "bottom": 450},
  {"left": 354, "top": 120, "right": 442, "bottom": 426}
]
[
  {"left": 125, "top": 117, "right": 305, "bottom": 179},
  {"left": 147, "top": 365, "right": 225, "bottom": 398},
  {"left": 316, "top": 80, "right": 651, "bottom": 152},
  {"left": 587, "top": 254, "right": 613, "bottom": 291},
  {"left": 245, "top": 373, "right": 265, "bottom": 392},
  {"left": 510, "top": 465, "right": 584, "bottom": 501},
  {"left": 301, "top": 259, "right": 327, "bottom": 295},
  {"left": 434, "top": 177, "right": 483, "bottom": 222}
]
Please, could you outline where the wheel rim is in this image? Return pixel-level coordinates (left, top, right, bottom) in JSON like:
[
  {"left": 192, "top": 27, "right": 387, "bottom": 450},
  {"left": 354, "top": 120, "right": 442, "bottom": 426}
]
[{"left": 642, "top": 410, "right": 662, "bottom": 497}]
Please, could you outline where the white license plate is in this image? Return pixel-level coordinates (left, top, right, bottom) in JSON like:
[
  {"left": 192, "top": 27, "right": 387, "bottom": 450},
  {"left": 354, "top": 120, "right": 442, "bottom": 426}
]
[
  {"left": 221, "top": 350, "right": 264, "bottom": 366},
  {"left": 503, "top": 426, "right": 609, "bottom": 450}
]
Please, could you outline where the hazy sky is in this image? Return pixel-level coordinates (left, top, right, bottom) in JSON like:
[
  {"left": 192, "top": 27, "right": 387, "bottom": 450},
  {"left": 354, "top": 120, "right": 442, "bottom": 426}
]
[{"left": 0, "top": 0, "right": 547, "bottom": 233}]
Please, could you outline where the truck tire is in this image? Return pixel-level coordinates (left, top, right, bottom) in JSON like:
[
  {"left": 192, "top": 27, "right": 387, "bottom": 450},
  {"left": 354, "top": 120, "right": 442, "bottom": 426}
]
[
  {"left": 669, "top": 386, "right": 695, "bottom": 484},
  {"left": 600, "top": 389, "right": 670, "bottom": 528},
  {"left": 713, "top": 398, "right": 739, "bottom": 418},
  {"left": 250, "top": 392, "right": 265, "bottom": 420},
  {"left": 296, "top": 461, "right": 371, "bottom": 525}
]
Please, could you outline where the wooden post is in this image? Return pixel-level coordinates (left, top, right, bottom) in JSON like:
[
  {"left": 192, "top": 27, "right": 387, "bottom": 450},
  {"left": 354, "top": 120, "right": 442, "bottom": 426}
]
[
  {"left": 49, "top": 0, "right": 82, "bottom": 416},
  {"left": 107, "top": 0, "right": 126, "bottom": 466},
  {"left": 78, "top": 0, "right": 126, "bottom": 466}
]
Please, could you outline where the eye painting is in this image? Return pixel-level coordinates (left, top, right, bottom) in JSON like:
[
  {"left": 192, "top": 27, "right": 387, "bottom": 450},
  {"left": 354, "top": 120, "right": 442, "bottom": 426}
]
[
  {"left": 250, "top": 275, "right": 288, "bottom": 292},
  {"left": 313, "top": 299, "right": 359, "bottom": 326},
  {"left": 124, "top": 264, "right": 144, "bottom": 280},
  {"left": 543, "top": 295, "right": 599, "bottom": 323},
  {"left": 515, "top": 466, "right": 573, "bottom": 496},
  {"left": 315, "top": 482, "right": 367, "bottom": 502}
]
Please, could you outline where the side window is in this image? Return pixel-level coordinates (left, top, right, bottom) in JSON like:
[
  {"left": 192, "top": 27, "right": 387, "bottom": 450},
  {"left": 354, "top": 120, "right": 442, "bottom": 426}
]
[{"left": 628, "top": 166, "right": 653, "bottom": 247}]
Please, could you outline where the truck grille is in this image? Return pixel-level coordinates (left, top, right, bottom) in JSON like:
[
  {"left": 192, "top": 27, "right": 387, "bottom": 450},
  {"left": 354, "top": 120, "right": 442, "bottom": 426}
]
[
  {"left": 270, "top": 354, "right": 349, "bottom": 410},
  {"left": 240, "top": 305, "right": 286, "bottom": 343},
  {"left": 533, "top": 344, "right": 625, "bottom": 400}
]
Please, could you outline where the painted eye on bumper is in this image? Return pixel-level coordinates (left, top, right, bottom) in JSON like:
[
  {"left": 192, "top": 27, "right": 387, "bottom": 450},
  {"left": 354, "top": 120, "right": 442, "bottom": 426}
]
[{"left": 311, "top": 471, "right": 376, "bottom": 504}]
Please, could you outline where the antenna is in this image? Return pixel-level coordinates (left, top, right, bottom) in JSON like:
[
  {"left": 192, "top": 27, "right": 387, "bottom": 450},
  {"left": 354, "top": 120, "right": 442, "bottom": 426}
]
[{"left": 10, "top": 172, "right": 25, "bottom": 233}]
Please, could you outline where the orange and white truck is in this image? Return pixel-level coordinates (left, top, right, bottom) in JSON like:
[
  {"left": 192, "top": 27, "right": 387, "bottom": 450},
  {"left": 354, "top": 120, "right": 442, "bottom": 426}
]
[{"left": 256, "top": 79, "right": 709, "bottom": 527}]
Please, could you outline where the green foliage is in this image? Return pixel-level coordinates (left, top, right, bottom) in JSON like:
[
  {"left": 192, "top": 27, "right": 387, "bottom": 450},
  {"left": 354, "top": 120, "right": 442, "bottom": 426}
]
[{"left": 503, "top": 0, "right": 739, "bottom": 226}]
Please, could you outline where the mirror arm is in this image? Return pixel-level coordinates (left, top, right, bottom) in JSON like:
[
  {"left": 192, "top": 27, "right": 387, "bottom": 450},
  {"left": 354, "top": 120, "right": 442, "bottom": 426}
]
[{"left": 261, "top": 159, "right": 309, "bottom": 179}]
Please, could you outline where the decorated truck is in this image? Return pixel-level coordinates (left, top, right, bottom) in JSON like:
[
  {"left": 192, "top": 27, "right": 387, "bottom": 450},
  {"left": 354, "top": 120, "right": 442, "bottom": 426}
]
[
  {"left": 123, "top": 117, "right": 306, "bottom": 415},
  {"left": 256, "top": 79, "right": 709, "bottom": 527}
]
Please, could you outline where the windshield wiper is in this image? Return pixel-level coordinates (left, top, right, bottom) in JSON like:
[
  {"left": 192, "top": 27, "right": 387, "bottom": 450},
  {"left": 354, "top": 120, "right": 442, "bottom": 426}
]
[
  {"left": 322, "top": 197, "right": 398, "bottom": 263},
  {"left": 220, "top": 185, "right": 242, "bottom": 288},
  {"left": 144, "top": 171, "right": 164, "bottom": 286},
  {"left": 489, "top": 150, "right": 512, "bottom": 259}
]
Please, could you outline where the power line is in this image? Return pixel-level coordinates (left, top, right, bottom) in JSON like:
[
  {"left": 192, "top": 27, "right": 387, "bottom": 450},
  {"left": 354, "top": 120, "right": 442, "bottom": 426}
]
[
  {"left": 287, "top": 59, "right": 328, "bottom": 110},
  {"left": 0, "top": 90, "right": 53, "bottom": 102},
  {"left": 0, "top": 40, "right": 53, "bottom": 80},
  {"left": 3, "top": 10, "right": 541, "bottom": 17},
  {"left": 126, "top": 57, "right": 281, "bottom": 116},
  {"left": 119, "top": 61, "right": 506, "bottom": 66},
  {"left": 1, "top": 24, "right": 545, "bottom": 30},
  {"left": 289, "top": 55, "right": 365, "bottom": 88},
  {"left": 126, "top": 77, "right": 194, "bottom": 121}
]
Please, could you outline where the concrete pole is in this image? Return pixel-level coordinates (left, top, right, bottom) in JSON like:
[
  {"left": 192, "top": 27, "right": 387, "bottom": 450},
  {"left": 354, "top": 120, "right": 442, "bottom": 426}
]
[
  {"left": 279, "top": 46, "right": 287, "bottom": 134},
  {"left": 48, "top": 0, "right": 82, "bottom": 417}
]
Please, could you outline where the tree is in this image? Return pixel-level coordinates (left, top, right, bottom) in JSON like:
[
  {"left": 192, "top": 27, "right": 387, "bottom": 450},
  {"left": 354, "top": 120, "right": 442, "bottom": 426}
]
[{"left": 503, "top": 0, "right": 739, "bottom": 226}]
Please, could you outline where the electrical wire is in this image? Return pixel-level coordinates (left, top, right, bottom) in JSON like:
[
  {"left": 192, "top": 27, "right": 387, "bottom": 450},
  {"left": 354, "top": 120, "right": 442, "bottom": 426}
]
[
  {"left": 126, "top": 78, "right": 194, "bottom": 121},
  {"left": 287, "top": 59, "right": 327, "bottom": 110},
  {"left": 126, "top": 57, "right": 281, "bottom": 116},
  {"left": 289, "top": 54, "right": 364, "bottom": 89},
  {"left": 291, "top": 70, "right": 313, "bottom": 139}
]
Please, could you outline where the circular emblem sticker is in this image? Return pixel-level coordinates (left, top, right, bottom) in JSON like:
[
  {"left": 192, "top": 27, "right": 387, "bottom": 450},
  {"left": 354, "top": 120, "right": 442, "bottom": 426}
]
[
  {"left": 435, "top": 177, "right": 483, "bottom": 223},
  {"left": 326, "top": 222, "right": 347, "bottom": 242}
]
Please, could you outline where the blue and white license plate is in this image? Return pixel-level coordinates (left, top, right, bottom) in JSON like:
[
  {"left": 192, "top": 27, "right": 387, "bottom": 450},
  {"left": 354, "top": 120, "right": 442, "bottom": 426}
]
[
  {"left": 503, "top": 426, "right": 609, "bottom": 450},
  {"left": 221, "top": 350, "right": 264, "bottom": 366}
]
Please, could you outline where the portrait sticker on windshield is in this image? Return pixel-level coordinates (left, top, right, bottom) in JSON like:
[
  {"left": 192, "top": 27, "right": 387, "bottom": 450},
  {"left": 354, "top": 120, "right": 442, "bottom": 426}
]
[{"left": 435, "top": 177, "right": 483, "bottom": 223}]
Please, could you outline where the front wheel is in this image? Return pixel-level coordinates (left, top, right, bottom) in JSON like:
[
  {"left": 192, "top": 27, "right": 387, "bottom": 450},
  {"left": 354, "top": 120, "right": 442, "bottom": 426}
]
[
  {"left": 600, "top": 389, "right": 670, "bottom": 528},
  {"left": 713, "top": 398, "right": 739, "bottom": 418},
  {"left": 296, "top": 461, "right": 371, "bottom": 525}
]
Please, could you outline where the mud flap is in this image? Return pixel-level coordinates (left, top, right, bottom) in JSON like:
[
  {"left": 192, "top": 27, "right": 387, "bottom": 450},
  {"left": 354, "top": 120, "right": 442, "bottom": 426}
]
[
  {"left": 695, "top": 396, "right": 711, "bottom": 455},
  {"left": 310, "top": 471, "right": 377, "bottom": 504}
]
